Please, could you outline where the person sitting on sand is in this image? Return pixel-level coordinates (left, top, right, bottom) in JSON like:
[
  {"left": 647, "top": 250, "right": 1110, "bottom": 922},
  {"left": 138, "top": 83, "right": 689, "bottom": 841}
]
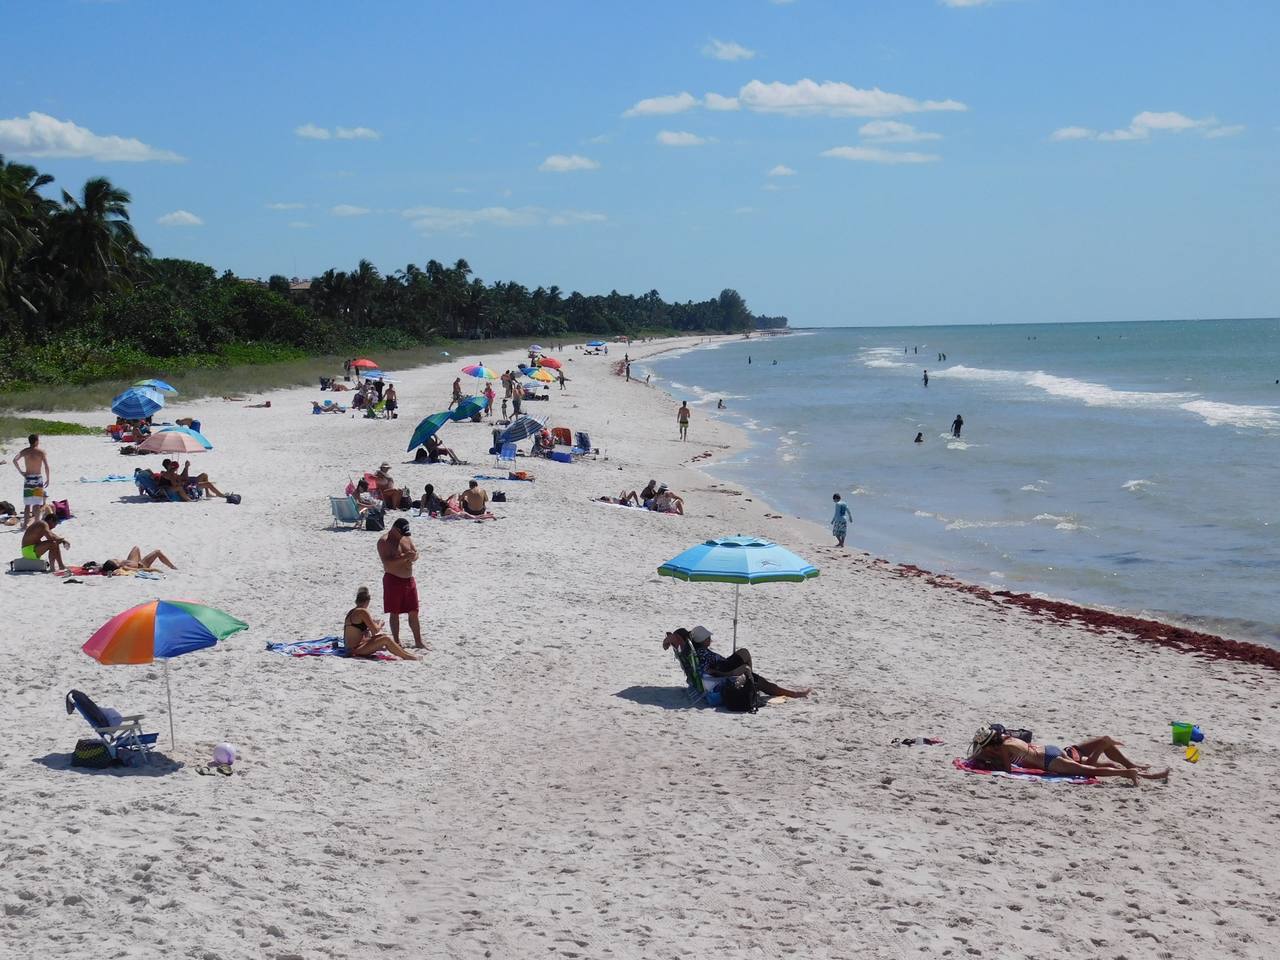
[
  {"left": 459, "top": 480, "right": 489, "bottom": 516},
  {"left": 354, "top": 478, "right": 379, "bottom": 514},
  {"left": 596, "top": 490, "right": 642, "bottom": 507},
  {"left": 425, "top": 434, "right": 462, "bottom": 465},
  {"left": 312, "top": 401, "right": 344, "bottom": 414},
  {"left": 243, "top": 399, "right": 270, "bottom": 408},
  {"left": 650, "top": 485, "right": 684, "bottom": 515},
  {"left": 160, "top": 459, "right": 226, "bottom": 500},
  {"left": 343, "top": 586, "right": 417, "bottom": 660},
  {"left": 375, "top": 464, "right": 403, "bottom": 509},
  {"left": 418, "top": 483, "right": 445, "bottom": 515},
  {"left": 662, "top": 626, "right": 810, "bottom": 699},
  {"left": 968, "top": 727, "right": 1168, "bottom": 784},
  {"left": 100, "top": 547, "right": 178, "bottom": 575},
  {"left": 20, "top": 513, "right": 69, "bottom": 571}
]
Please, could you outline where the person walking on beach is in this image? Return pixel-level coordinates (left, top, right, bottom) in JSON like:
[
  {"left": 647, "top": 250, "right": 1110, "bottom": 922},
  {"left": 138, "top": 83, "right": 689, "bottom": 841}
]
[
  {"left": 11, "top": 434, "right": 49, "bottom": 529},
  {"left": 951, "top": 414, "right": 964, "bottom": 438},
  {"left": 384, "top": 384, "right": 398, "bottom": 419},
  {"left": 449, "top": 377, "right": 463, "bottom": 410},
  {"left": 922, "top": 370, "right": 929, "bottom": 388},
  {"left": 378, "top": 518, "right": 423, "bottom": 650},
  {"left": 557, "top": 369, "right": 568, "bottom": 392},
  {"left": 831, "top": 493, "right": 852, "bottom": 548},
  {"left": 625, "top": 362, "right": 631, "bottom": 382},
  {"left": 676, "top": 401, "right": 691, "bottom": 441}
]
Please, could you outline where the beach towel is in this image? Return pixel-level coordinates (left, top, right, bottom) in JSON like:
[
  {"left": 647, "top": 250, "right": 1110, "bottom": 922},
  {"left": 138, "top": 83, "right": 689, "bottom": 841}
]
[
  {"left": 79, "top": 475, "right": 131, "bottom": 483},
  {"left": 265, "top": 638, "right": 395, "bottom": 661},
  {"left": 952, "top": 757, "right": 1099, "bottom": 785},
  {"left": 470, "top": 474, "right": 533, "bottom": 483}
]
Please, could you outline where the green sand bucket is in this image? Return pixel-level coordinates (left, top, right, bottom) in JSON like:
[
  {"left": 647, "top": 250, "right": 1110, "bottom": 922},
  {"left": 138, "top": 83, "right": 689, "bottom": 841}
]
[{"left": 1171, "top": 722, "right": 1193, "bottom": 745}]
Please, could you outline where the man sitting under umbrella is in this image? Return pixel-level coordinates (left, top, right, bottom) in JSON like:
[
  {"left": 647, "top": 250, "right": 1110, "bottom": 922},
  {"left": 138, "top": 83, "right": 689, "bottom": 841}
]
[{"left": 663, "top": 626, "right": 810, "bottom": 699}]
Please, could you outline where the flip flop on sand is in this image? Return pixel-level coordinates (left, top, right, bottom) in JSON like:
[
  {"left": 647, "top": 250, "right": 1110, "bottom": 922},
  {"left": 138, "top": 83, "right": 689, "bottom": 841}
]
[{"left": 196, "top": 763, "right": 234, "bottom": 776}]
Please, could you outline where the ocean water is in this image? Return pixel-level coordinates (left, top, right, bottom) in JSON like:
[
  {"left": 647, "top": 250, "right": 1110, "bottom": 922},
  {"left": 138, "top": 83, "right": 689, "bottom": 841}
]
[{"left": 643, "top": 319, "right": 1280, "bottom": 646}]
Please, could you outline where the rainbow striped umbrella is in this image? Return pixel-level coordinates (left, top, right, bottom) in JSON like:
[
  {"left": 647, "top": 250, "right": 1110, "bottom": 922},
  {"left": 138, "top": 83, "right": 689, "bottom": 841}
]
[
  {"left": 526, "top": 368, "right": 555, "bottom": 383},
  {"left": 83, "top": 600, "right": 249, "bottom": 746},
  {"left": 462, "top": 363, "right": 499, "bottom": 380}
]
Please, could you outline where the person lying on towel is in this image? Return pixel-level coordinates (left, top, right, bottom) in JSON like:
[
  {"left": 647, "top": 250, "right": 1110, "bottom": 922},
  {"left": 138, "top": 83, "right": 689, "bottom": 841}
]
[
  {"left": 663, "top": 626, "right": 810, "bottom": 699},
  {"left": 967, "top": 727, "right": 1168, "bottom": 783}
]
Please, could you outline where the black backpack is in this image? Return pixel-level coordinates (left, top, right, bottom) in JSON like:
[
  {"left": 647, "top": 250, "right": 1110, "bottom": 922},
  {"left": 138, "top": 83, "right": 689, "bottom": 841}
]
[
  {"left": 720, "top": 673, "right": 758, "bottom": 713},
  {"left": 364, "top": 508, "right": 385, "bottom": 532}
]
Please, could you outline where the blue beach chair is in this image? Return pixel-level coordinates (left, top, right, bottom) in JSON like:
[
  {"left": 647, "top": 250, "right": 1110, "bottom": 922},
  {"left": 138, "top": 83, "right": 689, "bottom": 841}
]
[
  {"left": 494, "top": 442, "right": 517, "bottom": 470},
  {"left": 65, "top": 689, "right": 158, "bottom": 765},
  {"left": 329, "top": 495, "right": 362, "bottom": 529}
]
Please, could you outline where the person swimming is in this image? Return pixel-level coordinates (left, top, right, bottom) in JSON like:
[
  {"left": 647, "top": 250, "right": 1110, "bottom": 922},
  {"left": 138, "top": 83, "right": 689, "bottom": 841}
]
[{"left": 914, "top": 432, "right": 924, "bottom": 443}]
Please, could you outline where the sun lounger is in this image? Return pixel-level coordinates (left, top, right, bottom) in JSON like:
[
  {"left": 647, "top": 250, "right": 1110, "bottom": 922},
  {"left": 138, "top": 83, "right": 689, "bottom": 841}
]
[
  {"left": 329, "top": 495, "right": 363, "bottom": 529},
  {"left": 65, "top": 689, "right": 158, "bottom": 764},
  {"left": 494, "top": 442, "right": 517, "bottom": 470}
]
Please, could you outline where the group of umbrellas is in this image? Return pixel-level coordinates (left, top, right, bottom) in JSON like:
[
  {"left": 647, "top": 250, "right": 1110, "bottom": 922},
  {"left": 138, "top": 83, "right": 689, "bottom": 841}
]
[{"left": 110, "top": 378, "right": 213, "bottom": 454}]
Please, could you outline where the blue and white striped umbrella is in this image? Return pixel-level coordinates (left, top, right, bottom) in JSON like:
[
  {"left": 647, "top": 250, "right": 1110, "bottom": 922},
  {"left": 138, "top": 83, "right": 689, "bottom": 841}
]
[
  {"left": 111, "top": 387, "right": 165, "bottom": 420},
  {"left": 135, "top": 378, "right": 178, "bottom": 394},
  {"left": 498, "top": 414, "right": 547, "bottom": 444}
]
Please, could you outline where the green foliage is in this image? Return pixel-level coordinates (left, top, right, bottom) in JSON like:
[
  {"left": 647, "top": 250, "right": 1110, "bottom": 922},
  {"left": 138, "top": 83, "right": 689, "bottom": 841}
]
[
  {"left": 1, "top": 157, "right": 788, "bottom": 393},
  {"left": 0, "top": 416, "right": 100, "bottom": 442}
]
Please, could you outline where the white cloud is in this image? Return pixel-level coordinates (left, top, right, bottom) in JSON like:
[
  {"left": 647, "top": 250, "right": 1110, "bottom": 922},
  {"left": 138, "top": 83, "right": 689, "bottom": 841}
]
[
  {"left": 288, "top": 221, "right": 312, "bottom": 229},
  {"left": 703, "top": 38, "right": 756, "bottom": 61},
  {"left": 859, "top": 120, "right": 942, "bottom": 142},
  {"left": 0, "top": 111, "right": 183, "bottom": 162},
  {"left": 539, "top": 153, "right": 600, "bottom": 173},
  {"left": 768, "top": 164, "right": 797, "bottom": 176},
  {"left": 265, "top": 201, "right": 306, "bottom": 210},
  {"left": 737, "top": 79, "right": 966, "bottom": 117},
  {"left": 1049, "top": 126, "right": 1095, "bottom": 142},
  {"left": 402, "top": 205, "right": 603, "bottom": 233},
  {"left": 821, "top": 145, "right": 940, "bottom": 164},
  {"left": 704, "top": 93, "right": 741, "bottom": 112},
  {"left": 1051, "top": 111, "right": 1241, "bottom": 142},
  {"left": 548, "top": 210, "right": 608, "bottom": 226},
  {"left": 657, "top": 130, "right": 710, "bottom": 147},
  {"left": 623, "top": 91, "right": 698, "bottom": 117},
  {"left": 156, "top": 209, "right": 203, "bottom": 226},
  {"left": 297, "top": 123, "right": 380, "bottom": 141},
  {"left": 330, "top": 204, "right": 371, "bottom": 216},
  {"left": 587, "top": 133, "right": 611, "bottom": 144}
]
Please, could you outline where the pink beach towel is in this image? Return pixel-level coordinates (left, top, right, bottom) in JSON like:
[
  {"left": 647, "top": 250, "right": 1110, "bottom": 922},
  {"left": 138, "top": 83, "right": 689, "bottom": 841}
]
[{"left": 953, "top": 757, "right": 1099, "bottom": 786}]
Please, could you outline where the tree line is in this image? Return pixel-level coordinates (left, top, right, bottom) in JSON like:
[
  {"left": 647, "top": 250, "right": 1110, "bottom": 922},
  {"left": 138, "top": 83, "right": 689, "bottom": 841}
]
[{"left": 0, "top": 156, "right": 786, "bottom": 389}]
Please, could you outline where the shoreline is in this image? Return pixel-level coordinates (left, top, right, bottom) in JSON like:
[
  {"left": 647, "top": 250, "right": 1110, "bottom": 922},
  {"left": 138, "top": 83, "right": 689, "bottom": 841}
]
[
  {"left": 640, "top": 335, "right": 1280, "bottom": 665},
  {"left": 4, "top": 333, "right": 1279, "bottom": 959}
]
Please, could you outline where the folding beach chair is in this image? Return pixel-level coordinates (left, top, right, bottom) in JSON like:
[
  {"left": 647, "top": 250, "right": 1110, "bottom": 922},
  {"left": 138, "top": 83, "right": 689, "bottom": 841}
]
[
  {"left": 573, "top": 431, "right": 597, "bottom": 459},
  {"left": 673, "top": 642, "right": 707, "bottom": 705},
  {"left": 65, "top": 689, "right": 158, "bottom": 764},
  {"left": 551, "top": 426, "right": 573, "bottom": 447},
  {"left": 329, "top": 495, "right": 362, "bottom": 529},
  {"left": 133, "top": 468, "right": 169, "bottom": 501},
  {"left": 495, "top": 442, "right": 517, "bottom": 470}
]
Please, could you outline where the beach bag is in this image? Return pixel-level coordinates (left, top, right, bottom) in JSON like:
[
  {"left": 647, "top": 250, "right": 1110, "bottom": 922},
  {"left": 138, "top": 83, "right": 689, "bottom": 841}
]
[
  {"left": 225, "top": 494, "right": 242, "bottom": 505},
  {"left": 492, "top": 491, "right": 506, "bottom": 502},
  {"left": 71, "top": 738, "right": 115, "bottom": 769},
  {"left": 364, "top": 508, "right": 385, "bottom": 532},
  {"left": 414, "top": 447, "right": 431, "bottom": 463},
  {"left": 719, "top": 673, "right": 758, "bottom": 714},
  {"left": 52, "top": 499, "right": 72, "bottom": 520}
]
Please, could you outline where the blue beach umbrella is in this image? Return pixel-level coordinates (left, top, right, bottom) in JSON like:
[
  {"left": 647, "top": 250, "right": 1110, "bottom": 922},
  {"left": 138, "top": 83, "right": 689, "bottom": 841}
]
[
  {"left": 586, "top": 340, "right": 605, "bottom": 347},
  {"left": 498, "top": 414, "right": 547, "bottom": 444},
  {"left": 135, "top": 378, "right": 178, "bottom": 394},
  {"left": 111, "top": 387, "right": 165, "bottom": 420},
  {"left": 407, "top": 411, "right": 453, "bottom": 451},
  {"left": 451, "top": 395, "right": 488, "bottom": 420},
  {"left": 657, "top": 536, "right": 819, "bottom": 650},
  {"left": 156, "top": 426, "right": 213, "bottom": 449}
]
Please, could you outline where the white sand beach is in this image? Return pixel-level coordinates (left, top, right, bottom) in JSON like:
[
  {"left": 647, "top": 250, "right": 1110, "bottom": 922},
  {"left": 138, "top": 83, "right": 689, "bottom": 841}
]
[{"left": 2, "top": 336, "right": 1277, "bottom": 960}]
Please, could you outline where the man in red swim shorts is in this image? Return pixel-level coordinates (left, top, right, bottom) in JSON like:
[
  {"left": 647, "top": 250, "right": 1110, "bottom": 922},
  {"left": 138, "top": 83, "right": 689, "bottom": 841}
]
[{"left": 377, "top": 517, "right": 424, "bottom": 649}]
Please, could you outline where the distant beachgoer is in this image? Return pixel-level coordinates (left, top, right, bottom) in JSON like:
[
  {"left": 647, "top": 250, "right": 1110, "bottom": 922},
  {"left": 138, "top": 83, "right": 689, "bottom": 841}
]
[
  {"left": 831, "top": 493, "right": 852, "bottom": 548},
  {"left": 20, "top": 513, "right": 67, "bottom": 570},
  {"left": 677, "top": 401, "right": 691, "bottom": 441},
  {"left": 11, "top": 434, "right": 49, "bottom": 529},
  {"left": 748, "top": 356, "right": 752, "bottom": 364},
  {"left": 952, "top": 414, "right": 964, "bottom": 438},
  {"left": 384, "top": 384, "right": 398, "bottom": 419},
  {"left": 922, "top": 370, "right": 929, "bottom": 388},
  {"left": 557, "top": 369, "right": 568, "bottom": 392},
  {"left": 625, "top": 362, "right": 631, "bottom": 382},
  {"left": 717, "top": 398, "right": 725, "bottom": 409},
  {"left": 597, "top": 491, "right": 642, "bottom": 507},
  {"left": 344, "top": 586, "right": 417, "bottom": 660},
  {"left": 483, "top": 382, "right": 496, "bottom": 417},
  {"left": 459, "top": 480, "right": 489, "bottom": 516},
  {"left": 914, "top": 432, "right": 924, "bottom": 444},
  {"left": 663, "top": 626, "right": 810, "bottom": 699},
  {"left": 418, "top": 484, "right": 445, "bottom": 515},
  {"left": 354, "top": 479, "right": 378, "bottom": 513},
  {"left": 449, "top": 378, "right": 463, "bottom": 409},
  {"left": 244, "top": 400, "right": 271, "bottom": 408},
  {"left": 651, "top": 485, "right": 684, "bottom": 515},
  {"left": 639, "top": 480, "right": 658, "bottom": 504},
  {"left": 375, "top": 463, "right": 402, "bottom": 509},
  {"left": 377, "top": 518, "right": 423, "bottom": 649},
  {"left": 101, "top": 547, "right": 178, "bottom": 575},
  {"left": 968, "top": 727, "right": 1168, "bottom": 784},
  {"left": 772, "top": 359, "right": 778, "bottom": 365},
  {"left": 425, "top": 434, "right": 461, "bottom": 465}
]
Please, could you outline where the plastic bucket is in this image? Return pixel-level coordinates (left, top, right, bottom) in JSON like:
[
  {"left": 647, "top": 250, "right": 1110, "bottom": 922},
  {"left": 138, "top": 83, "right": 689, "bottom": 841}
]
[{"left": 1171, "top": 722, "right": 1193, "bottom": 745}]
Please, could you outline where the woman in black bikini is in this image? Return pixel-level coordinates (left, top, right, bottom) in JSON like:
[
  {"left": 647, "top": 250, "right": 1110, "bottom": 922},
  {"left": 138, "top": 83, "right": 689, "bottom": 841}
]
[
  {"left": 969, "top": 727, "right": 1168, "bottom": 783},
  {"left": 343, "top": 586, "right": 418, "bottom": 660}
]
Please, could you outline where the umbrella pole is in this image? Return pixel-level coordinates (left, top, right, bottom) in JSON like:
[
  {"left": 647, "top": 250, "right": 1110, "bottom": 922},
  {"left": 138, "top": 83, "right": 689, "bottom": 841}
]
[
  {"left": 732, "top": 583, "right": 740, "bottom": 652},
  {"left": 163, "top": 657, "right": 176, "bottom": 749}
]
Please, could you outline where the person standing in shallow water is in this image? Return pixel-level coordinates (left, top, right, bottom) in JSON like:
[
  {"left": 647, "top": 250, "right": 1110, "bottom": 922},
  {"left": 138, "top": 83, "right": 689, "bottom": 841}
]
[
  {"left": 952, "top": 414, "right": 964, "bottom": 438},
  {"left": 831, "top": 493, "right": 852, "bottom": 548},
  {"left": 922, "top": 370, "right": 929, "bottom": 388}
]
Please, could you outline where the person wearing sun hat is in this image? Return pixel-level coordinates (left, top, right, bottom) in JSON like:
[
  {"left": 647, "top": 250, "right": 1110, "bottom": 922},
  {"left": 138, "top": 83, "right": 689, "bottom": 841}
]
[
  {"left": 375, "top": 462, "right": 403, "bottom": 509},
  {"left": 662, "top": 626, "right": 810, "bottom": 699}
]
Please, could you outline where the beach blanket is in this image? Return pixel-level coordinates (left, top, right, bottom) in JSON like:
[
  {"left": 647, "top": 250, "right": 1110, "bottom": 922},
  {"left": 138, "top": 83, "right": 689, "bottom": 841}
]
[
  {"left": 952, "top": 757, "right": 1099, "bottom": 785},
  {"left": 265, "top": 638, "right": 395, "bottom": 661},
  {"left": 471, "top": 474, "right": 533, "bottom": 483},
  {"left": 79, "top": 474, "right": 131, "bottom": 483}
]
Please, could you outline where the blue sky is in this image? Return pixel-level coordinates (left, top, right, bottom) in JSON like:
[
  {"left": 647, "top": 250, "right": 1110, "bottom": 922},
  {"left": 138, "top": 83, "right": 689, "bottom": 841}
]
[{"left": 4, "top": 0, "right": 1277, "bottom": 326}]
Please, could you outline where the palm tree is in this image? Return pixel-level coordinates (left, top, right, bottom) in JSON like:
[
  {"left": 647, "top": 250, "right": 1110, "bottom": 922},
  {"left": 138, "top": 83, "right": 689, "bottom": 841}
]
[
  {"left": 46, "top": 177, "right": 150, "bottom": 305},
  {"left": 0, "top": 155, "right": 56, "bottom": 313}
]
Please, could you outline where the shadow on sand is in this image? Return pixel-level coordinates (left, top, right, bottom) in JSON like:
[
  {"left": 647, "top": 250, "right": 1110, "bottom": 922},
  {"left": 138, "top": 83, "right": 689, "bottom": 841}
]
[
  {"left": 614, "top": 685, "right": 701, "bottom": 710},
  {"left": 33, "top": 751, "right": 185, "bottom": 776}
]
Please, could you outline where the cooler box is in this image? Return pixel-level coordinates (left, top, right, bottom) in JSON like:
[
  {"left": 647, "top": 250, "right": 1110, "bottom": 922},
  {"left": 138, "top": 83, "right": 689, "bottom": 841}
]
[{"left": 550, "top": 447, "right": 573, "bottom": 464}]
